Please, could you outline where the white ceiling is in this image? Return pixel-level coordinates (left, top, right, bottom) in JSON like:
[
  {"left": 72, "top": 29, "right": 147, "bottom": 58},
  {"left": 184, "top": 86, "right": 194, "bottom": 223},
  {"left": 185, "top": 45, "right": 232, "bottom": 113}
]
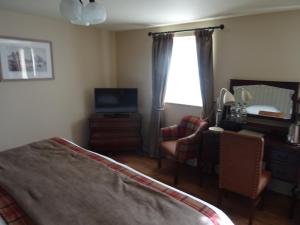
[{"left": 0, "top": 0, "right": 300, "bottom": 31}]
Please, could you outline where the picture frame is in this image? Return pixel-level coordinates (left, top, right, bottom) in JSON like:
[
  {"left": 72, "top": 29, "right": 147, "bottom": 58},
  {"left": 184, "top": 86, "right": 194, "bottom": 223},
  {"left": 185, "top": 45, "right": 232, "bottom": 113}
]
[{"left": 0, "top": 36, "right": 54, "bottom": 81}]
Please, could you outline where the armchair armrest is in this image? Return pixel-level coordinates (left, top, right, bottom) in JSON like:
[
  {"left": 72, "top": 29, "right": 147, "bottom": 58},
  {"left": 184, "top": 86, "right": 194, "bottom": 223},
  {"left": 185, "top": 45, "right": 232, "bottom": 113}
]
[
  {"left": 175, "top": 131, "right": 205, "bottom": 162},
  {"left": 161, "top": 125, "right": 180, "bottom": 141},
  {"left": 176, "top": 135, "right": 200, "bottom": 162},
  {"left": 177, "top": 133, "right": 199, "bottom": 145}
]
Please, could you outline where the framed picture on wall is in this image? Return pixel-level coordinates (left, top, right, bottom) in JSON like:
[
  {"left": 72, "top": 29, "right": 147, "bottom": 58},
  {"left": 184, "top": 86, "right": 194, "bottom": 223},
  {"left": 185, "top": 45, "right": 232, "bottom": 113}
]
[{"left": 0, "top": 36, "right": 54, "bottom": 81}]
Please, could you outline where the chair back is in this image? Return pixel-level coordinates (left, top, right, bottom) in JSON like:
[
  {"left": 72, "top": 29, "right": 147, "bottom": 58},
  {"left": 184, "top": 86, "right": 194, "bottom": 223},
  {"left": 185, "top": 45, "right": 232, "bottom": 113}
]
[
  {"left": 178, "top": 115, "right": 207, "bottom": 138},
  {"left": 219, "top": 131, "right": 264, "bottom": 199}
]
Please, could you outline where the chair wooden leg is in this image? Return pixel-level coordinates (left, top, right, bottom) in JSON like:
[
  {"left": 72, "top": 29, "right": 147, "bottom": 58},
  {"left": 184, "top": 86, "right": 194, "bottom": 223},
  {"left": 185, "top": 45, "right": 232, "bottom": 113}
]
[
  {"left": 289, "top": 185, "right": 298, "bottom": 218},
  {"left": 248, "top": 198, "right": 257, "bottom": 225},
  {"left": 217, "top": 188, "right": 224, "bottom": 207},
  {"left": 174, "top": 161, "right": 181, "bottom": 185},
  {"left": 158, "top": 148, "right": 162, "bottom": 169},
  {"left": 197, "top": 157, "right": 203, "bottom": 186},
  {"left": 258, "top": 190, "right": 266, "bottom": 210}
]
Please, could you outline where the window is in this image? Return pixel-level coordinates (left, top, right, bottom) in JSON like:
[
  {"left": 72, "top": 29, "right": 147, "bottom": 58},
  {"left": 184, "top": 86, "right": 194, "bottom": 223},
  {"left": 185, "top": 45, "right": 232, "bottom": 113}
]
[{"left": 164, "top": 35, "right": 202, "bottom": 106}]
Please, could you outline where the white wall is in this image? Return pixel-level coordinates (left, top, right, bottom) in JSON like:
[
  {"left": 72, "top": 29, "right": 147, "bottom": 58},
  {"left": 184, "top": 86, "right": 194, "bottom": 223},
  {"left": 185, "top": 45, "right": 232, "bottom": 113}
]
[
  {"left": 116, "top": 10, "right": 300, "bottom": 139},
  {"left": 0, "top": 10, "right": 116, "bottom": 150}
]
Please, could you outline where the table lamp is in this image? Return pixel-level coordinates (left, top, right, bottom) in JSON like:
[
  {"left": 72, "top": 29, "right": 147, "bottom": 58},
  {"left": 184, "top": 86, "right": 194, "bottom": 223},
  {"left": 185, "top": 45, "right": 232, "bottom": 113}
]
[
  {"left": 209, "top": 88, "right": 235, "bottom": 132},
  {"left": 235, "top": 87, "right": 253, "bottom": 103}
]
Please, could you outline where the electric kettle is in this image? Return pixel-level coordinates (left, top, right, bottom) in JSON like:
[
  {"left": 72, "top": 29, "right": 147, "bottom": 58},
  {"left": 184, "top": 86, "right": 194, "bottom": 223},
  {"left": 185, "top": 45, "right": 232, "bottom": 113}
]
[{"left": 287, "top": 123, "right": 300, "bottom": 145}]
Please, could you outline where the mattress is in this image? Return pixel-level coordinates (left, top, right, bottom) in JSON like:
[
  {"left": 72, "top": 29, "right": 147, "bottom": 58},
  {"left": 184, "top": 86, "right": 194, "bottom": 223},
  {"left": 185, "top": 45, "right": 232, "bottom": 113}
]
[{"left": 0, "top": 138, "right": 233, "bottom": 225}]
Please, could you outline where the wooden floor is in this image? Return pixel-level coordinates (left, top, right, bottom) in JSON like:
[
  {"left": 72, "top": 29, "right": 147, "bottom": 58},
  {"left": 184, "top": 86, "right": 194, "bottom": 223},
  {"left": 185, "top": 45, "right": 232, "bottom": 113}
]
[{"left": 110, "top": 152, "right": 299, "bottom": 225}]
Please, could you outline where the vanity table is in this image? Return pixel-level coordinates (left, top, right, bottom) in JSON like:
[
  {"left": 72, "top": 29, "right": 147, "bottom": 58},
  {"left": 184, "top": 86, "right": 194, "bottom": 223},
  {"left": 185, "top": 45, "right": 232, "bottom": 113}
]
[{"left": 202, "top": 122, "right": 300, "bottom": 183}]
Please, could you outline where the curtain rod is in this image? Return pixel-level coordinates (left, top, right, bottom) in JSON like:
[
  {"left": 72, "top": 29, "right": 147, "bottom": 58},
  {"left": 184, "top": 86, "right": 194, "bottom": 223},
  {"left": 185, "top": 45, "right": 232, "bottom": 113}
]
[{"left": 148, "top": 24, "right": 224, "bottom": 36}]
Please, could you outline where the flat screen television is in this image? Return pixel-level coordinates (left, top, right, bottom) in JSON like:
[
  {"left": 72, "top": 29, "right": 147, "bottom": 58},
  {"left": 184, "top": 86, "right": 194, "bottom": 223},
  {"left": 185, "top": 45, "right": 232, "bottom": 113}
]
[{"left": 94, "top": 88, "right": 138, "bottom": 113}]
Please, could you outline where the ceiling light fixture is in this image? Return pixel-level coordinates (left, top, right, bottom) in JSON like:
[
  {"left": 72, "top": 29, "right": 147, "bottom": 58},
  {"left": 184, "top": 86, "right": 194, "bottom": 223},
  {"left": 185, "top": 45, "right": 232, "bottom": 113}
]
[{"left": 60, "top": 0, "right": 107, "bottom": 26}]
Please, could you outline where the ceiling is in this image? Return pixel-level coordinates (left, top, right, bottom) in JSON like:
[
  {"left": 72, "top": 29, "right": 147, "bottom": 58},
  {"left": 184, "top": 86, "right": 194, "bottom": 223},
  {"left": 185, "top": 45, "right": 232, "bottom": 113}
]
[{"left": 0, "top": 0, "right": 300, "bottom": 31}]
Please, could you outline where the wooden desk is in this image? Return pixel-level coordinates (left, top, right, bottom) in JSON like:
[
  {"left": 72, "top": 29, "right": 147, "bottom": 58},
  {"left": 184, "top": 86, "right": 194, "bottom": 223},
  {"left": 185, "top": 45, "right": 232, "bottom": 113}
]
[{"left": 202, "top": 130, "right": 300, "bottom": 183}]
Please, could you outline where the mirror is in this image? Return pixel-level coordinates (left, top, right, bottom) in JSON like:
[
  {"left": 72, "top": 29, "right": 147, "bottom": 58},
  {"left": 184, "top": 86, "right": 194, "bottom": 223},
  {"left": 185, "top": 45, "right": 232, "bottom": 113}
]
[
  {"left": 233, "top": 85, "right": 294, "bottom": 119},
  {"left": 230, "top": 79, "right": 299, "bottom": 121}
]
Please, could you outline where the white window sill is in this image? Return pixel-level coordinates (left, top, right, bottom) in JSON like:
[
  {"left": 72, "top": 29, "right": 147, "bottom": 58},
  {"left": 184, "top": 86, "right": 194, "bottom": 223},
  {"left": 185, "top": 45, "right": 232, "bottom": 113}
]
[{"left": 165, "top": 102, "right": 202, "bottom": 108}]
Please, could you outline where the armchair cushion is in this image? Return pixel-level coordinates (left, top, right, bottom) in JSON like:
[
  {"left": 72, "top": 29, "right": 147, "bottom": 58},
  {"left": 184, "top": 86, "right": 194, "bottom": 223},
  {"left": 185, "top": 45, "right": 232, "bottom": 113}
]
[{"left": 160, "top": 141, "right": 177, "bottom": 157}]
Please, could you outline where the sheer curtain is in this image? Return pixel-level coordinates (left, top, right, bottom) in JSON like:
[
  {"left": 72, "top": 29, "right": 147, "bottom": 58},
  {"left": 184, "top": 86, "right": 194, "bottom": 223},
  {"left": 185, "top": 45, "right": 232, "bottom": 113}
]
[
  {"left": 195, "top": 30, "right": 214, "bottom": 124},
  {"left": 147, "top": 33, "right": 174, "bottom": 157}
]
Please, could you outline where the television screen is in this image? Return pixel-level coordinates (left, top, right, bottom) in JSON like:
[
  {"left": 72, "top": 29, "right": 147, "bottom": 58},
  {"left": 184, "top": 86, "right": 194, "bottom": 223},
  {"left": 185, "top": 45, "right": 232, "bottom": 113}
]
[{"left": 95, "top": 88, "right": 138, "bottom": 113}]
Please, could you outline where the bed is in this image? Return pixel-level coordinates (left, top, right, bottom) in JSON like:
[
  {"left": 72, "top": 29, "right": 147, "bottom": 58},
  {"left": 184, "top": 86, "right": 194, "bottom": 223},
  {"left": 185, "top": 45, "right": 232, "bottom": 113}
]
[{"left": 0, "top": 138, "right": 233, "bottom": 225}]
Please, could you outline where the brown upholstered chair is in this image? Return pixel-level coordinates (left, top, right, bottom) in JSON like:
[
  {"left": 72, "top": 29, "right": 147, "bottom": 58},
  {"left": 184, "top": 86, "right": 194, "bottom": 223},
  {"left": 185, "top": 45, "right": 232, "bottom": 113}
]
[
  {"left": 158, "top": 115, "right": 208, "bottom": 185},
  {"left": 218, "top": 131, "right": 271, "bottom": 225}
]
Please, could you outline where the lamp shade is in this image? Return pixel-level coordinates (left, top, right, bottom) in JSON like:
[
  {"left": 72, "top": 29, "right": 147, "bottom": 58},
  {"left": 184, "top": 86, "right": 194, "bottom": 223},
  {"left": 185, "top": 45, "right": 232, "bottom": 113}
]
[
  {"left": 71, "top": 18, "right": 90, "bottom": 26},
  {"left": 60, "top": 0, "right": 107, "bottom": 26},
  {"left": 59, "top": 0, "right": 82, "bottom": 21},
  {"left": 241, "top": 89, "right": 252, "bottom": 102},
  {"left": 223, "top": 91, "right": 235, "bottom": 105},
  {"left": 211, "top": 88, "right": 235, "bottom": 128}
]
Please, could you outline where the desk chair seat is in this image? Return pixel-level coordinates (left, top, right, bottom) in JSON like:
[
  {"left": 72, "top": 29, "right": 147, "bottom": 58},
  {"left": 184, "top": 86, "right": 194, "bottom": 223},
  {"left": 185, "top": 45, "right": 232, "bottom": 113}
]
[{"left": 158, "top": 116, "right": 208, "bottom": 185}]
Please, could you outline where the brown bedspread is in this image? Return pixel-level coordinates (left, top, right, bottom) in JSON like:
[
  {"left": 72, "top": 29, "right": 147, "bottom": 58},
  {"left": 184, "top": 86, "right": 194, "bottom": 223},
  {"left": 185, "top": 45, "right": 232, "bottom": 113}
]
[{"left": 0, "top": 140, "right": 205, "bottom": 225}]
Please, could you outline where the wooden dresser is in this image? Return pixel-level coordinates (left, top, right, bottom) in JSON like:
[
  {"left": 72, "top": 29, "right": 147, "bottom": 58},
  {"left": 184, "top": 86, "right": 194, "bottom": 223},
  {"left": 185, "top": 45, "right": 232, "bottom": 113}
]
[{"left": 89, "top": 113, "right": 142, "bottom": 153}]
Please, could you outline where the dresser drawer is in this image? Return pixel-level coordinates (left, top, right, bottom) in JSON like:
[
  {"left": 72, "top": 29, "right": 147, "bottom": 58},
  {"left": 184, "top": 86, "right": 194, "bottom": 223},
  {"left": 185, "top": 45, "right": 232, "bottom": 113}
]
[
  {"left": 270, "top": 149, "right": 299, "bottom": 164},
  {"left": 90, "top": 120, "right": 140, "bottom": 128},
  {"left": 90, "top": 137, "right": 142, "bottom": 151},
  {"left": 269, "top": 162, "right": 298, "bottom": 183},
  {"left": 89, "top": 113, "right": 142, "bottom": 152}
]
